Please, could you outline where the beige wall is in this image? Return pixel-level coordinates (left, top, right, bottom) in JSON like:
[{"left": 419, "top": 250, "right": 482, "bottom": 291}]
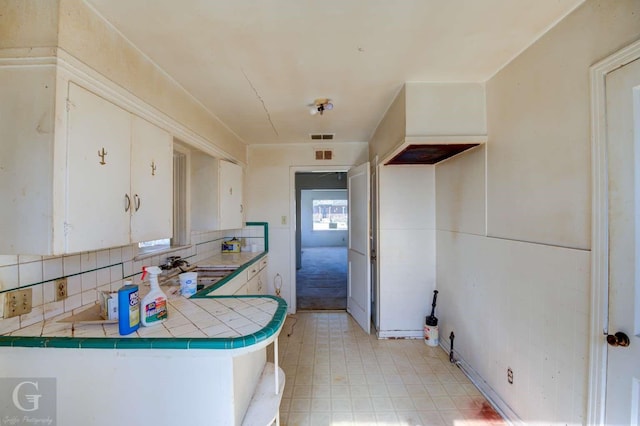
[
  {"left": 57, "top": 0, "right": 246, "bottom": 162},
  {"left": 246, "top": 143, "right": 368, "bottom": 310},
  {"left": 369, "top": 85, "right": 406, "bottom": 162},
  {"left": 0, "top": 0, "right": 59, "bottom": 49},
  {"left": 435, "top": 0, "right": 640, "bottom": 423},
  {"left": 405, "top": 82, "right": 486, "bottom": 137},
  {"left": 1, "top": 0, "right": 246, "bottom": 162},
  {"left": 486, "top": 0, "right": 640, "bottom": 249}
]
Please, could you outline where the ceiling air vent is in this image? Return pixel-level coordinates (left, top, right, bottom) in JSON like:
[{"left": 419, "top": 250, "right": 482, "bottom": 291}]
[
  {"left": 315, "top": 149, "right": 333, "bottom": 160},
  {"left": 309, "top": 133, "right": 334, "bottom": 140}
]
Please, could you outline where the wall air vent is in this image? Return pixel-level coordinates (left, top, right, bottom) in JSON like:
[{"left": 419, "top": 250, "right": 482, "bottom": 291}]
[
  {"left": 309, "top": 133, "right": 334, "bottom": 140},
  {"left": 314, "top": 149, "right": 333, "bottom": 160}
]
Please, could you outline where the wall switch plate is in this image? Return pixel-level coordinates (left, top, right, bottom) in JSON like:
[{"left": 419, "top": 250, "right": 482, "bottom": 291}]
[
  {"left": 3, "top": 288, "right": 32, "bottom": 318},
  {"left": 55, "top": 278, "right": 68, "bottom": 301},
  {"left": 281, "top": 215, "right": 287, "bottom": 225}
]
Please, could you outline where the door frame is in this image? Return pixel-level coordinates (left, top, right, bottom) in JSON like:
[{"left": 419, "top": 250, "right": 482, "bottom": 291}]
[
  {"left": 588, "top": 39, "right": 640, "bottom": 425},
  {"left": 289, "top": 165, "right": 351, "bottom": 313}
]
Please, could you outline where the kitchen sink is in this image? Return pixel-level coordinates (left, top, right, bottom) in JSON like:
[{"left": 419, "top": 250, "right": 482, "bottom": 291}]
[{"left": 189, "top": 266, "right": 238, "bottom": 291}]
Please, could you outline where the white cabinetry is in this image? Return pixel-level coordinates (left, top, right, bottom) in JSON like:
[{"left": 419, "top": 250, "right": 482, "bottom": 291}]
[
  {"left": 209, "top": 255, "right": 268, "bottom": 296},
  {"left": 247, "top": 256, "right": 268, "bottom": 295},
  {"left": 191, "top": 156, "right": 244, "bottom": 231},
  {"left": 129, "top": 116, "right": 173, "bottom": 243},
  {"left": 66, "top": 83, "right": 172, "bottom": 253},
  {"left": 0, "top": 62, "right": 172, "bottom": 255},
  {"left": 218, "top": 160, "right": 243, "bottom": 230}
]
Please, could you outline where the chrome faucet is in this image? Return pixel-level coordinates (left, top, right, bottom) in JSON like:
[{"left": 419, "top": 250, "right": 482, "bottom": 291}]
[{"left": 160, "top": 256, "right": 190, "bottom": 271}]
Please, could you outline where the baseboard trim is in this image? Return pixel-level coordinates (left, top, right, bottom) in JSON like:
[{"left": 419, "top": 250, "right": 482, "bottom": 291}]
[
  {"left": 376, "top": 330, "right": 423, "bottom": 339},
  {"left": 441, "top": 341, "right": 523, "bottom": 426}
]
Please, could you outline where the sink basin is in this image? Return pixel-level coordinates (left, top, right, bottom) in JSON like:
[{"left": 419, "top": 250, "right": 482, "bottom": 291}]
[{"left": 190, "top": 266, "right": 238, "bottom": 291}]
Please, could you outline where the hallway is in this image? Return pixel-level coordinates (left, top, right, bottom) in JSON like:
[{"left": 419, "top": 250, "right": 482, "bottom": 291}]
[
  {"left": 296, "top": 247, "right": 348, "bottom": 310},
  {"left": 276, "top": 312, "right": 505, "bottom": 425}
]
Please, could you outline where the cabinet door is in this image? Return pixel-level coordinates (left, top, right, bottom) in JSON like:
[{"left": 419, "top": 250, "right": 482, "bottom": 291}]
[
  {"left": 130, "top": 116, "right": 173, "bottom": 243},
  {"left": 66, "top": 83, "right": 131, "bottom": 253},
  {"left": 218, "top": 160, "right": 243, "bottom": 230},
  {"left": 257, "top": 267, "right": 267, "bottom": 295}
]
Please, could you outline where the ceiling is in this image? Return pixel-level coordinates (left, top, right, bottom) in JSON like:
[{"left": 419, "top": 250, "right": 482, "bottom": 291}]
[{"left": 86, "top": 0, "right": 584, "bottom": 146}]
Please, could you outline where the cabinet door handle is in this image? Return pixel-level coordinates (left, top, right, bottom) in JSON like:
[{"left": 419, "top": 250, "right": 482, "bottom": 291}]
[
  {"left": 134, "top": 194, "right": 141, "bottom": 212},
  {"left": 124, "top": 194, "right": 131, "bottom": 212}
]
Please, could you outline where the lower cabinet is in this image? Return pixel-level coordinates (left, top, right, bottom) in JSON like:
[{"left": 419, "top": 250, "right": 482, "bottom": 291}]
[
  {"left": 210, "top": 256, "right": 268, "bottom": 296},
  {"left": 247, "top": 256, "right": 268, "bottom": 295}
]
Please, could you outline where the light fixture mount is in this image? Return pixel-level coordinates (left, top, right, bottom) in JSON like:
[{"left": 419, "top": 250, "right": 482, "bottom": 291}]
[{"left": 310, "top": 98, "right": 334, "bottom": 116}]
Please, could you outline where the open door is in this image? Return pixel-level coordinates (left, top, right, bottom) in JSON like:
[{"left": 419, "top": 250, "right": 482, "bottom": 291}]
[
  {"left": 604, "top": 57, "right": 640, "bottom": 425},
  {"left": 347, "top": 162, "right": 371, "bottom": 334}
]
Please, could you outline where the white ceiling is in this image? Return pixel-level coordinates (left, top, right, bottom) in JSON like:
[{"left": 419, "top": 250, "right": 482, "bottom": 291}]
[{"left": 86, "top": 0, "right": 584, "bottom": 146}]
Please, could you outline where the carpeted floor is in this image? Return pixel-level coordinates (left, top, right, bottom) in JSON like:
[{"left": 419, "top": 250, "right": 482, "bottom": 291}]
[{"left": 296, "top": 246, "right": 347, "bottom": 310}]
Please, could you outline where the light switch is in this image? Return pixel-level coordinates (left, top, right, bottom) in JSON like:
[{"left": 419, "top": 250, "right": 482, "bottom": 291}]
[{"left": 281, "top": 216, "right": 287, "bottom": 225}]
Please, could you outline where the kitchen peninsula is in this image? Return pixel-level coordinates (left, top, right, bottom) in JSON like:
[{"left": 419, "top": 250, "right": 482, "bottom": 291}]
[{"left": 0, "top": 279, "right": 287, "bottom": 426}]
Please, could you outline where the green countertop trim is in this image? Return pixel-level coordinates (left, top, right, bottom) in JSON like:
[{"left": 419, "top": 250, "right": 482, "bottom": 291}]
[
  {"left": 245, "top": 222, "right": 268, "bottom": 252},
  {"left": 0, "top": 296, "right": 288, "bottom": 350},
  {"left": 192, "top": 251, "right": 268, "bottom": 297}
]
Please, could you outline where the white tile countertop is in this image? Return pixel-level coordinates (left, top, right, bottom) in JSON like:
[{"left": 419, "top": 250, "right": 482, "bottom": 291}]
[
  {"left": 4, "top": 284, "right": 277, "bottom": 339},
  {"left": 195, "top": 250, "right": 265, "bottom": 268},
  {"left": 0, "top": 277, "right": 287, "bottom": 350}
]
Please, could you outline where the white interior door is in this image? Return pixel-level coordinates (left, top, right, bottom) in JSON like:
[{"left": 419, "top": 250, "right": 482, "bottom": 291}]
[
  {"left": 347, "top": 162, "right": 371, "bottom": 334},
  {"left": 605, "top": 57, "right": 640, "bottom": 425}
]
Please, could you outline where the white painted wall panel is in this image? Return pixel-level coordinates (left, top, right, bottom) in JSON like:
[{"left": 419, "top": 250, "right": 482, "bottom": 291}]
[
  {"left": 379, "top": 165, "right": 435, "bottom": 230},
  {"left": 435, "top": 145, "right": 486, "bottom": 235},
  {"left": 436, "top": 231, "right": 590, "bottom": 423},
  {"left": 378, "top": 229, "right": 435, "bottom": 335},
  {"left": 378, "top": 165, "right": 435, "bottom": 336},
  {"left": 485, "top": 0, "right": 640, "bottom": 250},
  {"left": 405, "top": 82, "right": 486, "bottom": 137}
]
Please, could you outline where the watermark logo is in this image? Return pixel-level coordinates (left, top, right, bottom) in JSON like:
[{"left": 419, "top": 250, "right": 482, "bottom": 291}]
[{"left": 0, "top": 378, "right": 55, "bottom": 425}]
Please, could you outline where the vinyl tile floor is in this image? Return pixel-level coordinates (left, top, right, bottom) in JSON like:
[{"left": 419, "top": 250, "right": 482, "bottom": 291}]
[{"left": 273, "top": 312, "right": 506, "bottom": 426}]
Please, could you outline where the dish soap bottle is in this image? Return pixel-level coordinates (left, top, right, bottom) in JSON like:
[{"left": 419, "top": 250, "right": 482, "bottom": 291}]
[{"left": 140, "top": 266, "right": 168, "bottom": 326}]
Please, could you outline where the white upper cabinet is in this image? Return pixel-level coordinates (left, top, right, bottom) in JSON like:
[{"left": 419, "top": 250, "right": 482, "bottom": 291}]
[
  {"left": 218, "top": 160, "right": 244, "bottom": 230},
  {"left": 66, "top": 83, "right": 132, "bottom": 253},
  {"left": 66, "top": 84, "right": 173, "bottom": 252},
  {"left": 0, "top": 64, "right": 173, "bottom": 255},
  {"left": 130, "top": 116, "right": 173, "bottom": 243},
  {"left": 190, "top": 155, "right": 245, "bottom": 231},
  {"left": 190, "top": 152, "right": 219, "bottom": 231}
]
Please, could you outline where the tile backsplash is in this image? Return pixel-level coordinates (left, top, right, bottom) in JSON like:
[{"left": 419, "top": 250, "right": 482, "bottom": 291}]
[{"left": 0, "top": 224, "right": 266, "bottom": 335}]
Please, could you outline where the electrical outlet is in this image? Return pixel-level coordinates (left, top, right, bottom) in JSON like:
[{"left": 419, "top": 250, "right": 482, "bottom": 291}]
[
  {"left": 3, "top": 288, "right": 32, "bottom": 318},
  {"left": 55, "top": 278, "right": 68, "bottom": 301},
  {"left": 507, "top": 367, "right": 514, "bottom": 384}
]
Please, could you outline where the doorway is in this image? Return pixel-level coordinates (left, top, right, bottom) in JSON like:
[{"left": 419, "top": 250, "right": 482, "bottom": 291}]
[
  {"left": 295, "top": 172, "right": 348, "bottom": 310},
  {"left": 589, "top": 40, "right": 640, "bottom": 425}
]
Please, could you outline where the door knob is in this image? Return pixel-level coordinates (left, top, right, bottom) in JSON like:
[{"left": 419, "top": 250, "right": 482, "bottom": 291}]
[{"left": 606, "top": 331, "right": 630, "bottom": 347}]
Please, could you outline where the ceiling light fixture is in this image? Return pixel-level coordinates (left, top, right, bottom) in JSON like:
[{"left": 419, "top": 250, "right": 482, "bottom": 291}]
[{"left": 309, "top": 98, "right": 333, "bottom": 116}]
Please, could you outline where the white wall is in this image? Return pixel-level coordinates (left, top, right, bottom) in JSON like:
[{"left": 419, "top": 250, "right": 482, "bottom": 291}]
[
  {"left": 435, "top": 1, "right": 640, "bottom": 423},
  {"left": 245, "top": 143, "right": 368, "bottom": 311},
  {"left": 2, "top": 0, "right": 246, "bottom": 163},
  {"left": 405, "top": 82, "right": 486, "bottom": 137},
  {"left": 377, "top": 165, "right": 435, "bottom": 337}
]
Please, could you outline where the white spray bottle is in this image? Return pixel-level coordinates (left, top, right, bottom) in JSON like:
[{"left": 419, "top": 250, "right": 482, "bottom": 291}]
[{"left": 140, "top": 266, "right": 168, "bottom": 326}]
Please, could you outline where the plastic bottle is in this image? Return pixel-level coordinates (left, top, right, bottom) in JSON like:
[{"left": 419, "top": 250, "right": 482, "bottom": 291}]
[
  {"left": 140, "top": 266, "right": 168, "bottom": 326},
  {"left": 117, "top": 281, "right": 140, "bottom": 335}
]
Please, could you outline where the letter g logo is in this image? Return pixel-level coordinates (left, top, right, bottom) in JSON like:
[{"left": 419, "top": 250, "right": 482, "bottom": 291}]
[{"left": 12, "top": 381, "right": 42, "bottom": 412}]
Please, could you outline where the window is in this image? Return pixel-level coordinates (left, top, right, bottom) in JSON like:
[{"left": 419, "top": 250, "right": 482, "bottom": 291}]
[{"left": 312, "top": 199, "right": 348, "bottom": 231}]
